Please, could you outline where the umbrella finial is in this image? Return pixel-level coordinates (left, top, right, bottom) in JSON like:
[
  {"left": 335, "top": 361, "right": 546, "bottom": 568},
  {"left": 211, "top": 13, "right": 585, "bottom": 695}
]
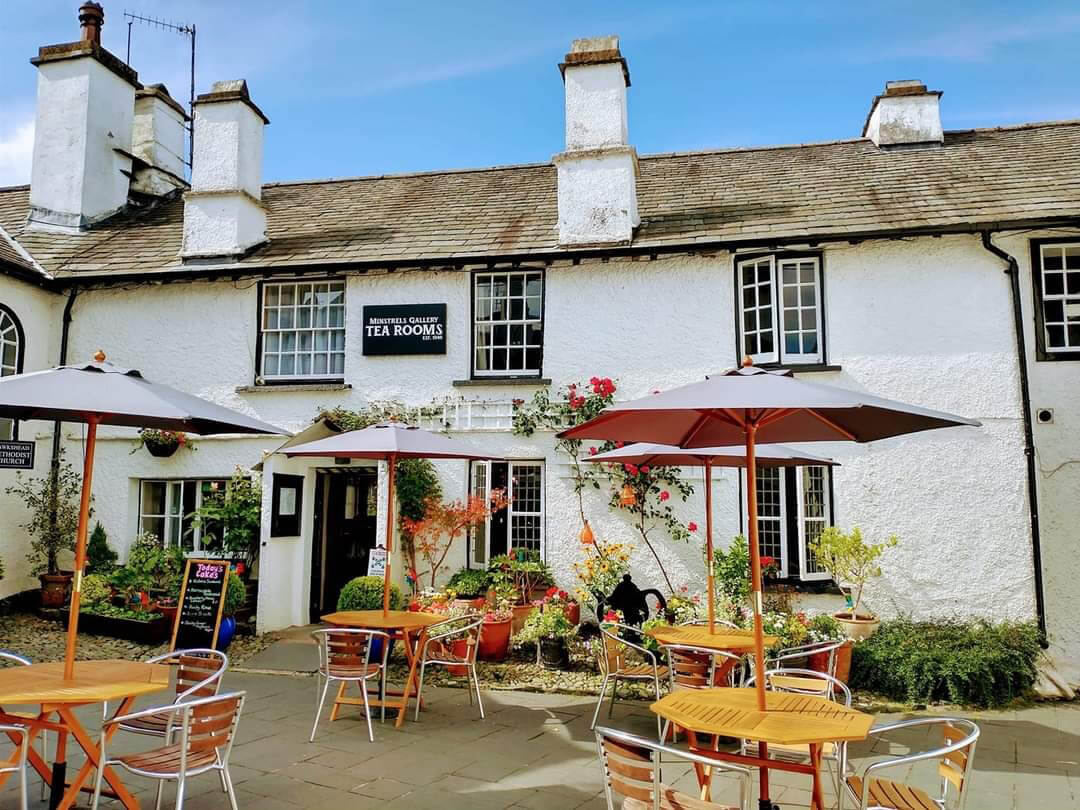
[
  {"left": 742, "top": 355, "right": 753, "bottom": 368},
  {"left": 93, "top": 350, "right": 106, "bottom": 363}
]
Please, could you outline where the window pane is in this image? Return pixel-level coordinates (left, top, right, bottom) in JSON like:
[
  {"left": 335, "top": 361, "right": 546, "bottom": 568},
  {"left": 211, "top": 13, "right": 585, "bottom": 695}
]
[
  {"left": 141, "top": 516, "right": 166, "bottom": 541},
  {"left": 142, "top": 481, "right": 166, "bottom": 516},
  {"left": 1065, "top": 247, "right": 1080, "bottom": 270},
  {"left": 261, "top": 282, "right": 345, "bottom": 379},
  {"left": 472, "top": 271, "right": 543, "bottom": 374},
  {"left": 778, "top": 259, "right": 821, "bottom": 362},
  {"left": 1043, "top": 249, "right": 1063, "bottom": 270},
  {"left": 1045, "top": 273, "right": 1063, "bottom": 295}
]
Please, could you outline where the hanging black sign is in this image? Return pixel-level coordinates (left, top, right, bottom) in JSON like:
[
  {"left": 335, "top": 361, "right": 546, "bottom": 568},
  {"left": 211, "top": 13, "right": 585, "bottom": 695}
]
[
  {"left": 362, "top": 304, "right": 447, "bottom": 355},
  {"left": 0, "top": 440, "right": 34, "bottom": 470},
  {"left": 171, "top": 559, "right": 230, "bottom": 651}
]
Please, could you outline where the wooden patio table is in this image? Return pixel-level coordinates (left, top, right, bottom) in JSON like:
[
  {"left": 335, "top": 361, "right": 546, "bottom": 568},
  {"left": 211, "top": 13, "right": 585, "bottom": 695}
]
[
  {"left": 650, "top": 687, "right": 873, "bottom": 810},
  {"left": 0, "top": 659, "right": 170, "bottom": 809},
  {"left": 647, "top": 624, "right": 777, "bottom": 685},
  {"left": 320, "top": 610, "right": 443, "bottom": 729}
]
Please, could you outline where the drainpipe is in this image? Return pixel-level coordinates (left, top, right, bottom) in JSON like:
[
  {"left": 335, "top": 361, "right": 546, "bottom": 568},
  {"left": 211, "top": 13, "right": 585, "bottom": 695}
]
[{"left": 979, "top": 232, "right": 1048, "bottom": 644}]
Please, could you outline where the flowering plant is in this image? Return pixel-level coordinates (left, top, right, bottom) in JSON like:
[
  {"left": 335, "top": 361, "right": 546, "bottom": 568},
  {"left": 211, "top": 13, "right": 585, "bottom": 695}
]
[
  {"left": 761, "top": 610, "right": 812, "bottom": 651},
  {"left": 538, "top": 586, "right": 576, "bottom": 609},
  {"left": 514, "top": 604, "right": 576, "bottom": 644},
  {"left": 602, "top": 609, "right": 624, "bottom": 624},
  {"left": 572, "top": 541, "right": 631, "bottom": 606},
  {"left": 483, "top": 597, "right": 514, "bottom": 623},
  {"left": 130, "top": 429, "right": 195, "bottom": 455},
  {"left": 806, "top": 613, "right": 846, "bottom": 643}
]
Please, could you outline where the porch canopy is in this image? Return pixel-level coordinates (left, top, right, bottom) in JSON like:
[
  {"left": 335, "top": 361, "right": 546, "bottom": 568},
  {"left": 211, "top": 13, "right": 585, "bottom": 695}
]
[
  {"left": 586, "top": 442, "right": 838, "bottom": 634},
  {"left": 559, "top": 360, "right": 978, "bottom": 806},
  {"left": 0, "top": 351, "right": 285, "bottom": 679},
  {"left": 281, "top": 423, "right": 491, "bottom": 614}
]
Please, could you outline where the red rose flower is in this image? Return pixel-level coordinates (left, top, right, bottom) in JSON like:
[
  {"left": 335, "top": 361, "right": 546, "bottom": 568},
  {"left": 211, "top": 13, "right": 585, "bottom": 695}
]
[
  {"left": 615, "top": 441, "right": 624, "bottom": 448},
  {"left": 546, "top": 586, "right": 558, "bottom": 598},
  {"left": 688, "top": 522, "right": 698, "bottom": 532},
  {"left": 640, "top": 465, "right": 650, "bottom": 474},
  {"left": 588, "top": 446, "right": 598, "bottom": 455},
  {"left": 659, "top": 490, "right": 670, "bottom": 501}
]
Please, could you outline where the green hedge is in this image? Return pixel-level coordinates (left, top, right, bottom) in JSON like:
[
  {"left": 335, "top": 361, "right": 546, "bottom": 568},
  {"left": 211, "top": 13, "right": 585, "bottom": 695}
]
[
  {"left": 337, "top": 576, "right": 402, "bottom": 611},
  {"left": 850, "top": 618, "right": 1041, "bottom": 708}
]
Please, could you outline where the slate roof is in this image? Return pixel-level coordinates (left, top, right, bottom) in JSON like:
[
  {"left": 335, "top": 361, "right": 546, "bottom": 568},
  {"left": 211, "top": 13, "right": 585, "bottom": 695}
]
[{"left": 2, "top": 120, "right": 1080, "bottom": 284}]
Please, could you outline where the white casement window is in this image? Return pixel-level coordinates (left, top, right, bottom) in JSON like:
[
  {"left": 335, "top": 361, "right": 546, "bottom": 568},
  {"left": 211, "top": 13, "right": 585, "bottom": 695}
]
[
  {"left": 1037, "top": 243, "right": 1080, "bottom": 353},
  {"left": 737, "top": 255, "right": 824, "bottom": 365},
  {"left": 469, "top": 460, "right": 546, "bottom": 562},
  {"left": 0, "top": 305, "right": 23, "bottom": 440},
  {"left": 260, "top": 280, "right": 346, "bottom": 380},
  {"left": 742, "top": 464, "right": 833, "bottom": 580},
  {"left": 139, "top": 479, "right": 228, "bottom": 552},
  {"left": 473, "top": 270, "right": 543, "bottom": 376}
]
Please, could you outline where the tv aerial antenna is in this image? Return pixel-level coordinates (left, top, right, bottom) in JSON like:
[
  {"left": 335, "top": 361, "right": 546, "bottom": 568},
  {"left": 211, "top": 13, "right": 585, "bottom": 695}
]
[{"left": 122, "top": 10, "right": 197, "bottom": 170}]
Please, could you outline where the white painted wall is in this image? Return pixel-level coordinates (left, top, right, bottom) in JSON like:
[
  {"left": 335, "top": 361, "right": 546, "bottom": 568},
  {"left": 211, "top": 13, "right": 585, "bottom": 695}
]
[{"left": 0, "top": 277, "right": 61, "bottom": 597}]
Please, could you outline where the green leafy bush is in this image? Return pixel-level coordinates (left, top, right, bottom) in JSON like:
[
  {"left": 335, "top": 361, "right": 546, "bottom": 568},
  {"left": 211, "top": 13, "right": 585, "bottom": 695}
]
[
  {"left": 87, "top": 522, "right": 118, "bottom": 574},
  {"left": 446, "top": 568, "right": 490, "bottom": 598},
  {"left": 80, "top": 573, "right": 112, "bottom": 606},
  {"left": 82, "top": 602, "right": 161, "bottom": 622},
  {"left": 514, "top": 605, "right": 576, "bottom": 644},
  {"left": 713, "top": 536, "right": 751, "bottom": 605},
  {"left": 850, "top": 618, "right": 1041, "bottom": 708},
  {"left": 223, "top": 573, "right": 247, "bottom": 616},
  {"left": 337, "top": 575, "right": 402, "bottom": 611}
]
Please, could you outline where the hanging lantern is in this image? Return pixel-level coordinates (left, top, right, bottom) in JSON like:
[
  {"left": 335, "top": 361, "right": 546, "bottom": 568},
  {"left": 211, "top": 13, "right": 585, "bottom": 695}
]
[
  {"left": 580, "top": 521, "right": 595, "bottom": 545},
  {"left": 619, "top": 483, "right": 637, "bottom": 507}
]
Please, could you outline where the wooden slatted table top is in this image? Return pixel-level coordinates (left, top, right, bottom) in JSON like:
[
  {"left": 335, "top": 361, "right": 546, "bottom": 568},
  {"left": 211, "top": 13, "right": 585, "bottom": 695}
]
[
  {"left": 0, "top": 660, "right": 170, "bottom": 706},
  {"left": 650, "top": 687, "right": 873, "bottom": 746},
  {"left": 321, "top": 610, "right": 444, "bottom": 631},
  {"left": 646, "top": 624, "right": 777, "bottom": 652}
]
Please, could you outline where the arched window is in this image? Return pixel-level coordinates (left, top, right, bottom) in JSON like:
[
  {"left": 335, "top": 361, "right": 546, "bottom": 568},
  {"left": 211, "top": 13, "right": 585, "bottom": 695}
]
[{"left": 0, "top": 304, "right": 24, "bottom": 440}]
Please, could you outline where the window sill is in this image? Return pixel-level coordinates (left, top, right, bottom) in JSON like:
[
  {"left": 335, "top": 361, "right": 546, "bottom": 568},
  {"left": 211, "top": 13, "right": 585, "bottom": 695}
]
[
  {"left": 235, "top": 382, "right": 351, "bottom": 393},
  {"left": 760, "top": 363, "right": 842, "bottom": 374},
  {"left": 452, "top": 377, "right": 552, "bottom": 387},
  {"left": 764, "top": 578, "right": 843, "bottom": 595}
]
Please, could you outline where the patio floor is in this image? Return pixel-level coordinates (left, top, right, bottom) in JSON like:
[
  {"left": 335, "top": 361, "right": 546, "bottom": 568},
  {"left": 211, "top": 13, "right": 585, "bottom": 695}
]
[{"left": 0, "top": 669, "right": 1076, "bottom": 809}]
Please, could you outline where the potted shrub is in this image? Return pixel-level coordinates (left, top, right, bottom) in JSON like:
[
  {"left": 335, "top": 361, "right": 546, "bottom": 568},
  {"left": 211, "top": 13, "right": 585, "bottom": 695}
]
[
  {"left": 446, "top": 568, "right": 489, "bottom": 610},
  {"left": 83, "top": 570, "right": 170, "bottom": 643},
  {"left": 131, "top": 429, "right": 194, "bottom": 458},
  {"left": 805, "top": 614, "right": 853, "bottom": 682},
  {"left": 402, "top": 491, "right": 508, "bottom": 591},
  {"left": 5, "top": 451, "right": 80, "bottom": 608},
  {"left": 337, "top": 575, "right": 404, "bottom": 660},
  {"left": 216, "top": 572, "right": 247, "bottom": 651},
  {"left": 810, "top": 527, "right": 898, "bottom": 641},
  {"left": 478, "top": 600, "right": 513, "bottom": 661},
  {"left": 489, "top": 551, "right": 554, "bottom": 632},
  {"left": 86, "top": 522, "right": 118, "bottom": 574},
  {"left": 539, "top": 586, "right": 580, "bottom": 625},
  {"left": 190, "top": 470, "right": 262, "bottom": 571},
  {"left": 515, "top": 604, "right": 576, "bottom": 669}
]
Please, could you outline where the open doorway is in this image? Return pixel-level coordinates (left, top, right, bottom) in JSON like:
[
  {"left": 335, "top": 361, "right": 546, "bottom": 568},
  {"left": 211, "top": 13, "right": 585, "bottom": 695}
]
[{"left": 310, "top": 468, "right": 378, "bottom": 622}]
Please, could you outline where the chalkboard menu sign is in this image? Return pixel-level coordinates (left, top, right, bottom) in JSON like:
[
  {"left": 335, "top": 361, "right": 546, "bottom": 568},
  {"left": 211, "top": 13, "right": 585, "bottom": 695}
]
[{"left": 171, "top": 559, "right": 230, "bottom": 651}]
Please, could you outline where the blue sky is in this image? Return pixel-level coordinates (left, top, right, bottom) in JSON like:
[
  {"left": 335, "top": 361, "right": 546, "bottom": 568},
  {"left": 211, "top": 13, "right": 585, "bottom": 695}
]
[{"left": 2, "top": 1, "right": 1079, "bottom": 185}]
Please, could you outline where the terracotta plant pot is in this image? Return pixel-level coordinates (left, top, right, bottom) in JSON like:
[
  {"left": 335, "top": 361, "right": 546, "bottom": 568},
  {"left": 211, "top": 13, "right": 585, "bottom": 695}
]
[
  {"left": 453, "top": 597, "right": 486, "bottom": 613},
  {"left": 478, "top": 617, "right": 511, "bottom": 661},
  {"left": 511, "top": 604, "right": 536, "bottom": 635},
  {"left": 446, "top": 638, "right": 471, "bottom": 676},
  {"left": 834, "top": 612, "right": 880, "bottom": 642},
  {"left": 565, "top": 602, "right": 580, "bottom": 625},
  {"left": 39, "top": 573, "right": 72, "bottom": 608},
  {"left": 153, "top": 602, "right": 179, "bottom": 626},
  {"left": 807, "top": 639, "right": 853, "bottom": 683}
]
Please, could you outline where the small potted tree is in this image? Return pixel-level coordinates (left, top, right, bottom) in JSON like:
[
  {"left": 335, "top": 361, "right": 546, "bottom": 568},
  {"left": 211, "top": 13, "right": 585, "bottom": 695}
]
[
  {"left": 810, "top": 526, "right": 898, "bottom": 640},
  {"left": 5, "top": 452, "right": 81, "bottom": 608},
  {"left": 403, "top": 491, "right": 508, "bottom": 591},
  {"left": 337, "top": 575, "right": 404, "bottom": 660}
]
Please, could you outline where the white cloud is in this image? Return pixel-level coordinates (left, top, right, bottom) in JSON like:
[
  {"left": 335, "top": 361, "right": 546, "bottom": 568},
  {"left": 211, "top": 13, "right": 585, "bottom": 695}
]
[{"left": 0, "top": 119, "right": 34, "bottom": 187}]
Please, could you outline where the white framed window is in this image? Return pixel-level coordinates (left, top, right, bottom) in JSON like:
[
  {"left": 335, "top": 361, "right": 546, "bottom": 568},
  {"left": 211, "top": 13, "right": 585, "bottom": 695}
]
[
  {"left": 742, "top": 464, "right": 833, "bottom": 581},
  {"left": 139, "top": 478, "right": 228, "bottom": 552},
  {"left": 1035, "top": 242, "right": 1080, "bottom": 354},
  {"left": 260, "top": 280, "right": 345, "bottom": 380},
  {"left": 473, "top": 270, "right": 543, "bottom": 376},
  {"left": 0, "top": 305, "right": 23, "bottom": 441},
  {"left": 737, "top": 254, "right": 824, "bottom": 365},
  {"left": 469, "top": 460, "right": 546, "bottom": 561}
]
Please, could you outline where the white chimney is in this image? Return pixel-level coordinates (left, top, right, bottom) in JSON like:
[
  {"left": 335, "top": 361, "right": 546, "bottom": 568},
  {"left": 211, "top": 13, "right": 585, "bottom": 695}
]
[
  {"left": 130, "top": 83, "right": 188, "bottom": 196},
  {"left": 181, "top": 79, "right": 269, "bottom": 259},
  {"left": 553, "top": 36, "right": 639, "bottom": 246},
  {"left": 863, "top": 80, "right": 943, "bottom": 148},
  {"left": 28, "top": 2, "right": 138, "bottom": 231}
]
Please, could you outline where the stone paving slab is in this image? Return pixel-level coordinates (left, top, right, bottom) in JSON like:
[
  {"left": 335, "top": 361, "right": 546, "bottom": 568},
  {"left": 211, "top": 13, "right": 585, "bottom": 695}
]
[{"left": 0, "top": 669, "right": 1072, "bottom": 809}]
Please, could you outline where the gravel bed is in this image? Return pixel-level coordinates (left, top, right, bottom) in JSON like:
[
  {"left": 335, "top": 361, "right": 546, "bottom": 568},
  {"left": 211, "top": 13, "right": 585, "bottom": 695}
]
[{"left": 0, "top": 611, "right": 280, "bottom": 666}]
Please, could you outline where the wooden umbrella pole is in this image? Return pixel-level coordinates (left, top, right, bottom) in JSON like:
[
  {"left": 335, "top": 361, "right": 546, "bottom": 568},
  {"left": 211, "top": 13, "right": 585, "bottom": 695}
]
[
  {"left": 64, "top": 415, "right": 98, "bottom": 680},
  {"left": 382, "top": 453, "right": 397, "bottom": 616},
  {"left": 744, "top": 422, "right": 772, "bottom": 807},
  {"left": 704, "top": 459, "right": 715, "bottom": 634}
]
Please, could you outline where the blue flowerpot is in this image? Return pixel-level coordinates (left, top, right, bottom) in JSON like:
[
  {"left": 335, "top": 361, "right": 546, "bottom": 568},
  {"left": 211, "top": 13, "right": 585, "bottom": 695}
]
[
  {"left": 216, "top": 616, "right": 237, "bottom": 651},
  {"left": 368, "top": 636, "right": 395, "bottom": 663}
]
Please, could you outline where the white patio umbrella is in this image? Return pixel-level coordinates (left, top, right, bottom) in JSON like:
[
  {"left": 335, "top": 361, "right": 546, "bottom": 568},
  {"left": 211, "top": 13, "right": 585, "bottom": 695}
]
[
  {"left": 281, "top": 423, "right": 492, "bottom": 614},
  {"left": 0, "top": 351, "right": 286, "bottom": 679},
  {"left": 560, "top": 360, "right": 978, "bottom": 806},
  {"left": 586, "top": 442, "right": 838, "bottom": 633}
]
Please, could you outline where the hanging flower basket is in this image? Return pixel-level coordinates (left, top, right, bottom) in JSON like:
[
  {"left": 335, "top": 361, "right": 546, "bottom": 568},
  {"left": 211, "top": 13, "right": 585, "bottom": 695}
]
[{"left": 132, "top": 429, "right": 195, "bottom": 458}]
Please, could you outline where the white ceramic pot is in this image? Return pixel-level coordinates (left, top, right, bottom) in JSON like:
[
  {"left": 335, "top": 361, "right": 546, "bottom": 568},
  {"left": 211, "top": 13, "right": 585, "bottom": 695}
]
[{"left": 833, "top": 612, "right": 880, "bottom": 641}]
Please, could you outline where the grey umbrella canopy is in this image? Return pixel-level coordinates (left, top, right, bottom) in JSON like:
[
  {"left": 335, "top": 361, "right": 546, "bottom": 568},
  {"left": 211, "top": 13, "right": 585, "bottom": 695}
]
[
  {"left": 0, "top": 352, "right": 286, "bottom": 679},
  {"left": 559, "top": 360, "right": 978, "bottom": 799},
  {"left": 282, "top": 423, "right": 492, "bottom": 613}
]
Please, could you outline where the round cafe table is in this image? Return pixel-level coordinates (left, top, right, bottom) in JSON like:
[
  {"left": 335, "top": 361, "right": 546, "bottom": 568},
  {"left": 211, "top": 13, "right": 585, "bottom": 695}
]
[
  {"left": 320, "top": 610, "right": 443, "bottom": 728},
  {"left": 646, "top": 624, "right": 777, "bottom": 686},
  {"left": 651, "top": 687, "right": 873, "bottom": 810},
  {"left": 0, "top": 659, "right": 170, "bottom": 809}
]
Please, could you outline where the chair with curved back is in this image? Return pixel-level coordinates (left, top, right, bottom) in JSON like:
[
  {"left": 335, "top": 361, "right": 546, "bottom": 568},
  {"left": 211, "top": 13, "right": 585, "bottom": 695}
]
[
  {"left": 0, "top": 650, "right": 49, "bottom": 802},
  {"left": 414, "top": 614, "right": 485, "bottom": 720},
  {"left": 310, "top": 628, "right": 390, "bottom": 743},
  {"left": 741, "top": 667, "right": 852, "bottom": 808},
  {"left": 110, "top": 649, "right": 229, "bottom": 739},
  {"left": 767, "top": 638, "right": 851, "bottom": 690},
  {"left": 591, "top": 622, "right": 667, "bottom": 737},
  {"left": 844, "top": 717, "right": 980, "bottom": 810}
]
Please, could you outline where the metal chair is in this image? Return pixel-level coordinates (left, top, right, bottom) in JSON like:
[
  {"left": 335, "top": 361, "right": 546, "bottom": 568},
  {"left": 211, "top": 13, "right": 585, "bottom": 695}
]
[
  {"left": 109, "top": 649, "right": 228, "bottom": 738},
  {"left": 0, "top": 721, "right": 28, "bottom": 810},
  {"left": 741, "top": 668, "right": 852, "bottom": 809},
  {"left": 0, "top": 650, "right": 48, "bottom": 803},
  {"left": 415, "top": 614, "right": 485, "bottom": 720},
  {"left": 91, "top": 691, "right": 246, "bottom": 810},
  {"left": 658, "top": 644, "right": 744, "bottom": 743},
  {"left": 591, "top": 622, "right": 667, "bottom": 737},
  {"left": 844, "top": 717, "right": 979, "bottom": 810},
  {"left": 595, "top": 725, "right": 750, "bottom": 810},
  {"left": 767, "top": 638, "right": 851, "bottom": 686},
  {"left": 310, "top": 628, "right": 389, "bottom": 742}
]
